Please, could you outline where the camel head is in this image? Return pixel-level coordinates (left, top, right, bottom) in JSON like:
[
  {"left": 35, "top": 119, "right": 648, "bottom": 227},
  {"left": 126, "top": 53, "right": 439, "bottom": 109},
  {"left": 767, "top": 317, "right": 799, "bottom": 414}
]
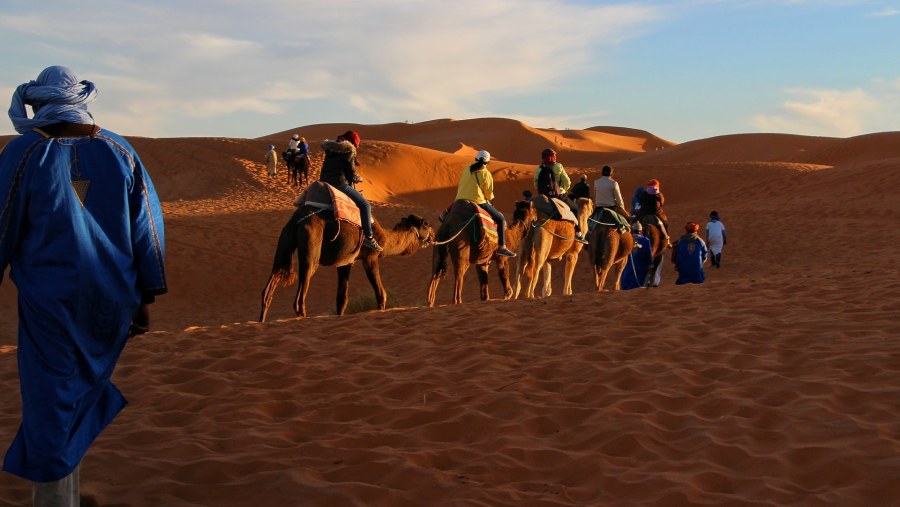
[
  {"left": 399, "top": 214, "right": 435, "bottom": 247},
  {"left": 513, "top": 200, "right": 537, "bottom": 224}
]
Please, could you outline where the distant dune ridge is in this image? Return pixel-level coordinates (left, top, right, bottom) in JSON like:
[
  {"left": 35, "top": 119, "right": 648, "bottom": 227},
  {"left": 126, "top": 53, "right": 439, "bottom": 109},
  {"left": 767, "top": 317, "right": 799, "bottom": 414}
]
[{"left": 1, "top": 118, "right": 899, "bottom": 506}]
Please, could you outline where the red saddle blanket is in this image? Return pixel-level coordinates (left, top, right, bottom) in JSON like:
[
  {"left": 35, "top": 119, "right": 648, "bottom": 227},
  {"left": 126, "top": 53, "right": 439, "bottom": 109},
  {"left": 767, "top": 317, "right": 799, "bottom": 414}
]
[
  {"left": 440, "top": 200, "right": 498, "bottom": 239},
  {"left": 294, "top": 181, "right": 362, "bottom": 228}
]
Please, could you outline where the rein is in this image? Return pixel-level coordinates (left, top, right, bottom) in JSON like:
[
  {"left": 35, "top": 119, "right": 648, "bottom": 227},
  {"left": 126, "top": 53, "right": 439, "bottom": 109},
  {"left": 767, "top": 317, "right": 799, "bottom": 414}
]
[
  {"left": 432, "top": 214, "right": 476, "bottom": 245},
  {"left": 295, "top": 207, "right": 327, "bottom": 225},
  {"left": 588, "top": 216, "right": 617, "bottom": 227},
  {"left": 532, "top": 217, "right": 576, "bottom": 241}
]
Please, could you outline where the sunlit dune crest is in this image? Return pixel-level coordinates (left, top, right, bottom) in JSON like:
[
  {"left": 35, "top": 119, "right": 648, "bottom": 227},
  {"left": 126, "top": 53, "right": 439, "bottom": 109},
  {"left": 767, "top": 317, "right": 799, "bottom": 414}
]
[{"left": 1, "top": 118, "right": 899, "bottom": 506}]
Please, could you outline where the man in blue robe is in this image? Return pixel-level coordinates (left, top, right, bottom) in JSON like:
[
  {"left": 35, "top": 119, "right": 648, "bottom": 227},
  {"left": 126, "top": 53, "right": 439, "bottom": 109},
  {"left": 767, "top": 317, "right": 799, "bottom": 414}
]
[
  {"left": 0, "top": 66, "right": 167, "bottom": 505},
  {"left": 620, "top": 222, "right": 653, "bottom": 290},
  {"left": 671, "top": 222, "right": 708, "bottom": 285}
]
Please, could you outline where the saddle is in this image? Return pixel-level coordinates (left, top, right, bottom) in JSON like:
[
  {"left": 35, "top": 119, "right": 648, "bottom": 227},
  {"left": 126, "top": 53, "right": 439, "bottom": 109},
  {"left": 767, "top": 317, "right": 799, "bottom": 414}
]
[
  {"left": 438, "top": 200, "right": 499, "bottom": 258},
  {"left": 530, "top": 195, "right": 577, "bottom": 224},
  {"left": 639, "top": 214, "right": 669, "bottom": 241},
  {"left": 588, "top": 206, "right": 630, "bottom": 234},
  {"left": 293, "top": 181, "right": 362, "bottom": 228}
]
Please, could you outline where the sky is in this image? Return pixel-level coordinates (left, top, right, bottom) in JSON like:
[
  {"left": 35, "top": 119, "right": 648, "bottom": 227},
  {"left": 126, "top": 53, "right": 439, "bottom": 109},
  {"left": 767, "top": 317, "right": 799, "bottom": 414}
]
[{"left": 1, "top": 0, "right": 898, "bottom": 143}]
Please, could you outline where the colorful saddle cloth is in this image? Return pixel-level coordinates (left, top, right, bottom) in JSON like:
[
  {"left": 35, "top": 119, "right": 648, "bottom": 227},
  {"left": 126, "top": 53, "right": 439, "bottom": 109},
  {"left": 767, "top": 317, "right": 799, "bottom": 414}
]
[
  {"left": 439, "top": 201, "right": 496, "bottom": 239},
  {"left": 293, "top": 181, "right": 362, "bottom": 228}
]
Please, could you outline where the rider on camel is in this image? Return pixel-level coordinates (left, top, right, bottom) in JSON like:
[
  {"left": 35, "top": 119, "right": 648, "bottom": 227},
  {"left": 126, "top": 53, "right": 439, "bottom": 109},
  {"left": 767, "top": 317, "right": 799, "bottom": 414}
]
[
  {"left": 319, "top": 130, "right": 383, "bottom": 252},
  {"left": 636, "top": 179, "right": 670, "bottom": 244},
  {"left": 455, "top": 150, "right": 516, "bottom": 257},
  {"left": 592, "top": 165, "right": 630, "bottom": 233},
  {"left": 533, "top": 148, "right": 587, "bottom": 244}
]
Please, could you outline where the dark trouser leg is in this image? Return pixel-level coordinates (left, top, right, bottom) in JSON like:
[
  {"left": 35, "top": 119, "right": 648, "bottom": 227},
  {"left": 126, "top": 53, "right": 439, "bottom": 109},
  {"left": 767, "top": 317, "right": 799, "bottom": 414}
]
[
  {"left": 478, "top": 202, "right": 506, "bottom": 246},
  {"left": 337, "top": 184, "right": 374, "bottom": 238}
]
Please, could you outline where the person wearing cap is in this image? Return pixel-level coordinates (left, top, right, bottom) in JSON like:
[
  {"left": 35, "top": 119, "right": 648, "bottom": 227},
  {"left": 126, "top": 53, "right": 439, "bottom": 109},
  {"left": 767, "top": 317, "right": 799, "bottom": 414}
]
[
  {"left": 455, "top": 150, "right": 516, "bottom": 257},
  {"left": 318, "top": 130, "right": 382, "bottom": 251},
  {"left": 705, "top": 210, "right": 727, "bottom": 268},
  {"left": 265, "top": 143, "right": 278, "bottom": 179},
  {"left": 569, "top": 173, "right": 591, "bottom": 200},
  {"left": 671, "top": 222, "right": 708, "bottom": 285},
  {"left": 592, "top": 165, "right": 630, "bottom": 232},
  {"left": 620, "top": 221, "right": 654, "bottom": 290},
  {"left": 0, "top": 65, "right": 167, "bottom": 504},
  {"left": 533, "top": 148, "right": 571, "bottom": 199},
  {"left": 533, "top": 148, "right": 587, "bottom": 244},
  {"left": 636, "top": 178, "right": 670, "bottom": 243}
]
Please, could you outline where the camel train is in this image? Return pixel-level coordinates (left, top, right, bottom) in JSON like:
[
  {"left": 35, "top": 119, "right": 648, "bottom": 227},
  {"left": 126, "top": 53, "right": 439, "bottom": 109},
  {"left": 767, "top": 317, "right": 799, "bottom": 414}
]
[{"left": 258, "top": 173, "right": 664, "bottom": 319}]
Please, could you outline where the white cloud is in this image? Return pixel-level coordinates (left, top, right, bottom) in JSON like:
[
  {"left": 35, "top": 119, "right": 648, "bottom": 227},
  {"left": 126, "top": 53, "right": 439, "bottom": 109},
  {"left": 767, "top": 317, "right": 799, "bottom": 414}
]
[
  {"left": 0, "top": 0, "right": 661, "bottom": 136},
  {"left": 869, "top": 7, "right": 900, "bottom": 17},
  {"left": 751, "top": 83, "right": 900, "bottom": 137}
]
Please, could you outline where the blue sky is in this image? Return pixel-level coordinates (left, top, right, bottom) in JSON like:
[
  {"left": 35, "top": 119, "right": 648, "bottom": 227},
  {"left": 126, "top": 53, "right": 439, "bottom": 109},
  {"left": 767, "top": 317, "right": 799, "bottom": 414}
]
[{"left": 1, "top": 0, "right": 898, "bottom": 142}]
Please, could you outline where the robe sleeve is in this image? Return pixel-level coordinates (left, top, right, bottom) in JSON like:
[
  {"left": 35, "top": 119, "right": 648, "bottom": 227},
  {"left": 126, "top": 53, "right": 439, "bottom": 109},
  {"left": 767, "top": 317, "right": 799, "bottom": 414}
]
[
  {"left": 0, "top": 140, "right": 31, "bottom": 286},
  {"left": 128, "top": 153, "right": 167, "bottom": 302}
]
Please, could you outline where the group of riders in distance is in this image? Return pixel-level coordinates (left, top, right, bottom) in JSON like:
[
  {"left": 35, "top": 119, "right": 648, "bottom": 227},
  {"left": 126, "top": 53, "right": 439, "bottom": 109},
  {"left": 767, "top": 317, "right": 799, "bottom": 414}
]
[{"left": 259, "top": 130, "right": 720, "bottom": 321}]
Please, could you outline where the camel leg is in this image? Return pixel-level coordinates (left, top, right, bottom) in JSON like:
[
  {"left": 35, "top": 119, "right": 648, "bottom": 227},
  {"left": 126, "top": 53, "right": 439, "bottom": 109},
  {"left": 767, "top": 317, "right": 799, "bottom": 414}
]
[
  {"left": 427, "top": 245, "right": 448, "bottom": 307},
  {"left": 293, "top": 259, "right": 317, "bottom": 317},
  {"left": 336, "top": 264, "right": 352, "bottom": 315},
  {"left": 609, "top": 259, "right": 627, "bottom": 291},
  {"left": 259, "top": 275, "right": 279, "bottom": 322},
  {"left": 496, "top": 258, "right": 513, "bottom": 300},
  {"left": 363, "top": 258, "right": 387, "bottom": 310},
  {"left": 512, "top": 256, "right": 523, "bottom": 300},
  {"left": 476, "top": 263, "right": 490, "bottom": 301},
  {"left": 451, "top": 250, "right": 470, "bottom": 305},
  {"left": 526, "top": 246, "right": 546, "bottom": 299},
  {"left": 562, "top": 252, "right": 578, "bottom": 296},
  {"left": 541, "top": 263, "right": 553, "bottom": 298},
  {"left": 596, "top": 265, "right": 611, "bottom": 292}
]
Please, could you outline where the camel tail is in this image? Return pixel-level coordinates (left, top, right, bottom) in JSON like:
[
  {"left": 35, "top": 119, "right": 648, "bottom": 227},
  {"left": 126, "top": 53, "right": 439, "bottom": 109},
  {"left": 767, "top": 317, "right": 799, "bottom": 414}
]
[{"left": 269, "top": 213, "right": 300, "bottom": 287}]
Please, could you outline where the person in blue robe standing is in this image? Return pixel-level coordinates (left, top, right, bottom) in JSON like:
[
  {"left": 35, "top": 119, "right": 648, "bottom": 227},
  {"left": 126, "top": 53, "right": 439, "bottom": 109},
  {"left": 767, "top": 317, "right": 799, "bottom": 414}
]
[
  {"left": 620, "top": 222, "right": 654, "bottom": 289},
  {"left": 0, "top": 66, "right": 167, "bottom": 506},
  {"left": 671, "top": 222, "right": 708, "bottom": 285}
]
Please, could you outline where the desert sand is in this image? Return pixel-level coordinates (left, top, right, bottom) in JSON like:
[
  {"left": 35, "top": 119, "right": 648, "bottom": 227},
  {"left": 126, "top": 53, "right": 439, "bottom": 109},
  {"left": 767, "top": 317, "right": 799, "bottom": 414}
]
[{"left": 1, "top": 118, "right": 898, "bottom": 506}]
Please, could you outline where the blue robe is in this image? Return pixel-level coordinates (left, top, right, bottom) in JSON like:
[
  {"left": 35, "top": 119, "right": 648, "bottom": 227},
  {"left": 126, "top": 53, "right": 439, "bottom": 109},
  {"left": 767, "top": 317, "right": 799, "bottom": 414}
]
[
  {"left": 0, "top": 128, "right": 167, "bottom": 482},
  {"left": 620, "top": 233, "right": 653, "bottom": 290},
  {"left": 672, "top": 233, "right": 708, "bottom": 285}
]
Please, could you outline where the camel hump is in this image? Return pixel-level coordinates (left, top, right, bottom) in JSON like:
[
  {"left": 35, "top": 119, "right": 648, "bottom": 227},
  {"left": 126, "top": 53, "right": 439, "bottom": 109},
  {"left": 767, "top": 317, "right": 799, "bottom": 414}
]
[{"left": 439, "top": 199, "right": 480, "bottom": 223}]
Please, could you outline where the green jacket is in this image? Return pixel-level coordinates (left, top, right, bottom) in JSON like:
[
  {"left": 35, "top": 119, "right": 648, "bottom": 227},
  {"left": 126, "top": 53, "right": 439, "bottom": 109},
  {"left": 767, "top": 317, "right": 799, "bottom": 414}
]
[{"left": 533, "top": 162, "right": 571, "bottom": 194}]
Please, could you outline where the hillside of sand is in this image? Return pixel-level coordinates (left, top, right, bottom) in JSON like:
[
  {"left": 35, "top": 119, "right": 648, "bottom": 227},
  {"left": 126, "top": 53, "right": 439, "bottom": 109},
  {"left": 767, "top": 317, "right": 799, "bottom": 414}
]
[{"left": 1, "top": 120, "right": 898, "bottom": 506}]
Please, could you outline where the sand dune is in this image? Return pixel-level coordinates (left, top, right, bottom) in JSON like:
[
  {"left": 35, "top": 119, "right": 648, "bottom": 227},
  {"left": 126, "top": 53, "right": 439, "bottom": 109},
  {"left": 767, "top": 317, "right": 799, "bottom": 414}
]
[{"left": 1, "top": 119, "right": 899, "bottom": 506}]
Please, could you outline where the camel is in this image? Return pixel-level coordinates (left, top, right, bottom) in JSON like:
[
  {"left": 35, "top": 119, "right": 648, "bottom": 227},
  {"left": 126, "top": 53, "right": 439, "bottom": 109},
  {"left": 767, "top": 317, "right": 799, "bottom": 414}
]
[
  {"left": 259, "top": 208, "right": 434, "bottom": 321},
  {"left": 426, "top": 201, "right": 529, "bottom": 306},
  {"left": 588, "top": 208, "right": 635, "bottom": 292},
  {"left": 637, "top": 215, "right": 669, "bottom": 287},
  {"left": 514, "top": 196, "right": 593, "bottom": 299}
]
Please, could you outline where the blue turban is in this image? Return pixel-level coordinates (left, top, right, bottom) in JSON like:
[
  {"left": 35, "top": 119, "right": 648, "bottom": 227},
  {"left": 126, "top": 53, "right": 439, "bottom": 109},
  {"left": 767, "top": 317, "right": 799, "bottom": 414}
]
[{"left": 8, "top": 65, "right": 97, "bottom": 134}]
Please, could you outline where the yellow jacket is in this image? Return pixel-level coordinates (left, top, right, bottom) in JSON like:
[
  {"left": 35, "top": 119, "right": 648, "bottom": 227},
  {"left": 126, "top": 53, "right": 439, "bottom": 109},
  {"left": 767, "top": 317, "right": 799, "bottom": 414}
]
[{"left": 455, "top": 163, "right": 494, "bottom": 204}]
